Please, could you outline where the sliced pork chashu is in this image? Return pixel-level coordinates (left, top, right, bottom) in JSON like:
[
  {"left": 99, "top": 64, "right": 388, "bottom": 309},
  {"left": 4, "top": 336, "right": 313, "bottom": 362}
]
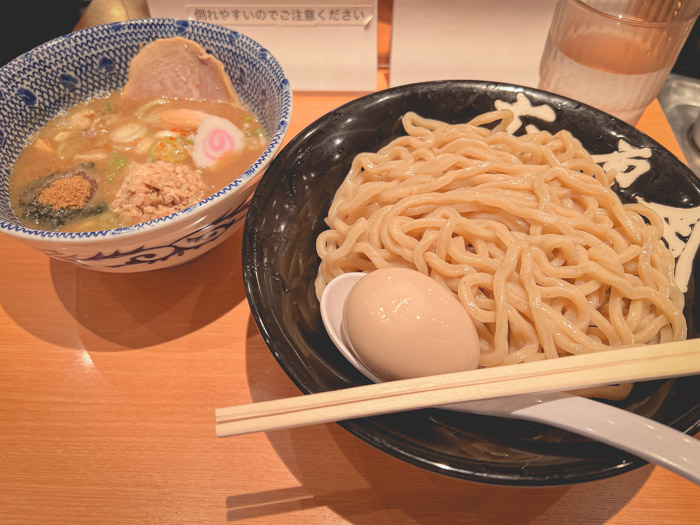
[{"left": 122, "top": 37, "right": 239, "bottom": 104}]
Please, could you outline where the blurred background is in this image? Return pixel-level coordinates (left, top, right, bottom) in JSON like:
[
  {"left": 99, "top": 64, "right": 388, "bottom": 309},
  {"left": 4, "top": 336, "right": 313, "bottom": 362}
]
[
  {"left": 673, "top": 19, "right": 700, "bottom": 79},
  {"left": 0, "top": 0, "right": 698, "bottom": 78},
  {"left": 0, "top": 1, "right": 90, "bottom": 67}
]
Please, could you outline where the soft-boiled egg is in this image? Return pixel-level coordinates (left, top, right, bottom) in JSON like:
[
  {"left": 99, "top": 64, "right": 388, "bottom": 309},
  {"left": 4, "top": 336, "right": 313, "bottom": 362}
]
[{"left": 342, "top": 268, "right": 480, "bottom": 381}]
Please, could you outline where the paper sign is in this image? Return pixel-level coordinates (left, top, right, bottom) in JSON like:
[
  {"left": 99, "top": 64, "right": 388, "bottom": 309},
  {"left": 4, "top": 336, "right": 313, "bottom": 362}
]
[
  {"left": 186, "top": 5, "right": 374, "bottom": 26},
  {"left": 390, "top": 0, "right": 558, "bottom": 89},
  {"left": 147, "top": 0, "right": 378, "bottom": 92}
]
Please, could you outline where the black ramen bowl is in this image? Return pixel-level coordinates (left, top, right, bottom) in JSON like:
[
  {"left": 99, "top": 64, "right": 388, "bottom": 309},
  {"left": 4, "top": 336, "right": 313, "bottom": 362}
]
[{"left": 242, "top": 80, "right": 700, "bottom": 485}]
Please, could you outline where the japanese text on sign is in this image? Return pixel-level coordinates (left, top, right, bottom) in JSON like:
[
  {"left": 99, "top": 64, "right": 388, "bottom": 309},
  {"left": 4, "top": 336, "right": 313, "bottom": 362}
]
[{"left": 187, "top": 5, "right": 374, "bottom": 26}]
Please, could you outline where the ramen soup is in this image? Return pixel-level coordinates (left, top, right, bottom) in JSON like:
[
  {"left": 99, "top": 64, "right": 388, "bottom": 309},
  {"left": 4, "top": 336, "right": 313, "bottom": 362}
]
[{"left": 9, "top": 37, "right": 267, "bottom": 232}]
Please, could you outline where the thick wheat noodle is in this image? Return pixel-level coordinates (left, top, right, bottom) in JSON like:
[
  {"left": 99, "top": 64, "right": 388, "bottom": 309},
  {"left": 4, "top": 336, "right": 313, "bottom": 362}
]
[{"left": 314, "top": 110, "right": 686, "bottom": 400}]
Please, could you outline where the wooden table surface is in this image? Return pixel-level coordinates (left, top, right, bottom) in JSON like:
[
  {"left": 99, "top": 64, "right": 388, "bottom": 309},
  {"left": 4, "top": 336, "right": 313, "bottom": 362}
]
[{"left": 2, "top": 1, "right": 699, "bottom": 523}]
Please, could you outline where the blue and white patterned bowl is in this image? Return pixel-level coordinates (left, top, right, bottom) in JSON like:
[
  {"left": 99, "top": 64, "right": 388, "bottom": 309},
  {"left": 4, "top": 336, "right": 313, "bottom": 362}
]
[{"left": 0, "top": 18, "right": 292, "bottom": 272}]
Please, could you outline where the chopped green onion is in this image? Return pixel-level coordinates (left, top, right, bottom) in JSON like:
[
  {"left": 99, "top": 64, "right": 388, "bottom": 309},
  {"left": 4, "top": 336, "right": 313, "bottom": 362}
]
[
  {"left": 148, "top": 136, "right": 189, "bottom": 163},
  {"left": 107, "top": 152, "right": 127, "bottom": 181},
  {"left": 98, "top": 211, "right": 121, "bottom": 230},
  {"left": 108, "top": 151, "right": 127, "bottom": 170},
  {"left": 136, "top": 98, "right": 169, "bottom": 120}
]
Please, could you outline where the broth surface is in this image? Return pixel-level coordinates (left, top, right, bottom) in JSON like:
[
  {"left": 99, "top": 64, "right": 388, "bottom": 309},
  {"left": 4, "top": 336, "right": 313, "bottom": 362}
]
[{"left": 10, "top": 91, "right": 266, "bottom": 231}]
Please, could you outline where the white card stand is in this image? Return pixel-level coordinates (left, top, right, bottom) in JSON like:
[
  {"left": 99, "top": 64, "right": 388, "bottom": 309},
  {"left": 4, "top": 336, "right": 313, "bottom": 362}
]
[{"left": 389, "top": 0, "right": 557, "bottom": 89}]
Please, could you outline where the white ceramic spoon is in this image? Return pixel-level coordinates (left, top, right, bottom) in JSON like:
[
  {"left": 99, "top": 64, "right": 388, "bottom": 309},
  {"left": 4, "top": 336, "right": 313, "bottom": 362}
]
[{"left": 320, "top": 272, "right": 700, "bottom": 485}]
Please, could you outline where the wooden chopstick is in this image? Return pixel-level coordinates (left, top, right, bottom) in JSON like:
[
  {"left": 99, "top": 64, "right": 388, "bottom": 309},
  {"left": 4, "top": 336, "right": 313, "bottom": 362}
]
[{"left": 215, "top": 338, "right": 700, "bottom": 437}]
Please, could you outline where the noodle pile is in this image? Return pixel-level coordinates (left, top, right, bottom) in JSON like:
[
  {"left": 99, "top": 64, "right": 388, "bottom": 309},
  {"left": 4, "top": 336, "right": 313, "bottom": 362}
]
[{"left": 315, "top": 111, "right": 686, "bottom": 398}]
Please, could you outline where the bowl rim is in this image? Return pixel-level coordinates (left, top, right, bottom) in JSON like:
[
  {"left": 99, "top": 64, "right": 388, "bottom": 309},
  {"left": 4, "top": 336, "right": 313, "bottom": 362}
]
[{"left": 0, "top": 18, "right": 292, "bottom": 242}]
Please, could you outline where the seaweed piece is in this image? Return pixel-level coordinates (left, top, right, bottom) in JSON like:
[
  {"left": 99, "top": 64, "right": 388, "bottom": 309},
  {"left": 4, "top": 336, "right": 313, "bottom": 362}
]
[{"left": 19, "top": 163, "right": 107, "bottom": 229}]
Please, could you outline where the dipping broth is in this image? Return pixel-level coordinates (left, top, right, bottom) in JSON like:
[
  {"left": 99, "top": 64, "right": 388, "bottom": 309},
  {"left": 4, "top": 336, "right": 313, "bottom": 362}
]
[{"left": 10, "top": 91, "right": 267, "bottom": 232}]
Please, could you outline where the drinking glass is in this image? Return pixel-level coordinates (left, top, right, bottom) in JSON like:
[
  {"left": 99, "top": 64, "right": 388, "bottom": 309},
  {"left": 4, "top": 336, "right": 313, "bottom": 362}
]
[{"left": 539, "top": 0, "right": 700, "bottom": 125}]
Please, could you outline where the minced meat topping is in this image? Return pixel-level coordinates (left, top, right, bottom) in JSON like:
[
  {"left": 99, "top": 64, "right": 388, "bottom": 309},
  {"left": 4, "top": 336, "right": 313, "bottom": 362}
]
[{"left": 113, "top": 161, "right": 207, "bottom": 226}]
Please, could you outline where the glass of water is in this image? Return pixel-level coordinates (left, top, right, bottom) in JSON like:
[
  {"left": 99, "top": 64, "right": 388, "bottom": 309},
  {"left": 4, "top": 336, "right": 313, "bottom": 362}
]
[{"left": 539, "top": 0, "right": 700, "bottom": 125}]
